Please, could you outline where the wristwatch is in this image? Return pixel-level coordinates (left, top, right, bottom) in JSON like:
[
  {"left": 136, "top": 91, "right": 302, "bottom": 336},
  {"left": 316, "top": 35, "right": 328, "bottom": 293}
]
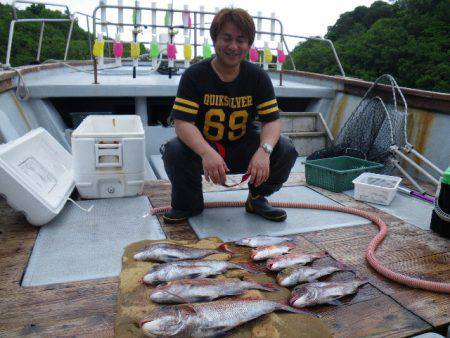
[{"left": 261, "top": 143, "right": 273, "bottom": 155}]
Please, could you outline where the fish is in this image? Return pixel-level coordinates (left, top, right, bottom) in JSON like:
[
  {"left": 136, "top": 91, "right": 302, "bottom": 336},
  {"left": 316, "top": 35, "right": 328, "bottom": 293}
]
[
  {"left": 266, "top": 251, "right": 328, "bottom": 271},
  {"left": 150, "top": 277, "right": 280, "bottom": 304},
  {"left": 133, "top": 243, "right": 230, "bottom": 262},
  {"left": 140, "top": 298, "right": 315, "bottom": 337},
  {"left": 143, "top": 260, "right": 260, "bottom": 285},
  {"left": 277, "top": 265, "right": 347, "bottom": 287},
  {"left": 251, "top": 242, "right": 296, "bottom": 261},
  {"left": 234, "top": 235, "right": 295, "bottom": 248},
  {"left": 290, "top": 279, "right": 369, "bottom": 307}
]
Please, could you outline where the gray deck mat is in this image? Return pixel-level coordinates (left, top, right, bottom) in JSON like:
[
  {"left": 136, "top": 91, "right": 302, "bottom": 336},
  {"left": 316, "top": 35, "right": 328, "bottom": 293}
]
[
  {"left": 189, "top": 186, "right": 371, "bottom": 242},
  {"left": 149, "top": 156, "right": 306, "bottom": 180},
  {"left": 292, "top": 156, "right": 306, "bottom": 173},
  {"left": 22, "top": 196, "right": 166, "bottom": 287},
  {"left": 344, "top": 190, "right": 434, "bottom": 230}
]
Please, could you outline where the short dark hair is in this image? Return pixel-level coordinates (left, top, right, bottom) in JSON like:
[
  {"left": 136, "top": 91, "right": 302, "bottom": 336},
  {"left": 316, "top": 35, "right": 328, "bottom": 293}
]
[{"left": 210, "top": 8, "right": 255, "bottom": 46}]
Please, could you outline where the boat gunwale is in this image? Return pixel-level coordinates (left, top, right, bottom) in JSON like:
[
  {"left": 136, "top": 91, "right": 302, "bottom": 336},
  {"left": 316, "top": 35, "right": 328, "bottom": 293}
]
[{"left": 0, "top": 62, "right": 448, "bottom": 114}]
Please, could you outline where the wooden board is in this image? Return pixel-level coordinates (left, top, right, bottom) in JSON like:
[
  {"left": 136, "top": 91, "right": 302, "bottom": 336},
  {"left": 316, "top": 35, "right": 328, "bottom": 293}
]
[
  {"left": 0, "top": 179, "right": 448, "bottom": 337},
  {"left": 0, "top": 200, "right": 116, "bottom": 337},
  {"left": 305, "top": 184, "right": 450, "bottom": 328}
]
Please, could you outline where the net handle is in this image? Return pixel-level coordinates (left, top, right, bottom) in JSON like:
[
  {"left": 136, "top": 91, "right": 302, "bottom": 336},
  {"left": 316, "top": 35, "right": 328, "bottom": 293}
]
[{"left": 356, "top": 74, "right": 408, "bottom": 147}]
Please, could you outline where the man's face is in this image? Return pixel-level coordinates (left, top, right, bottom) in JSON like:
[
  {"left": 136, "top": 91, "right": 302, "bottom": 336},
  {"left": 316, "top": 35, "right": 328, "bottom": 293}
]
[{"left": 214, "top": 22, "right": 250, "bottom": 68}]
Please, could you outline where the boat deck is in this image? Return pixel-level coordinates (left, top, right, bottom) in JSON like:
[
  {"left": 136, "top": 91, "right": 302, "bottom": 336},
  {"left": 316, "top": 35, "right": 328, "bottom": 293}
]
[
  {"left": 0, "top": 175, "right": 448, "bottom": 337},
  {"left": 21, "top": 65, "right": 336, "bottom": 98}
]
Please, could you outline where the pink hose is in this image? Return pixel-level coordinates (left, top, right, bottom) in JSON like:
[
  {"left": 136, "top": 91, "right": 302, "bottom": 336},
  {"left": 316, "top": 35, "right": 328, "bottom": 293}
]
[{"left": 152, "top": 201, "right": 450, "bottom": 294}]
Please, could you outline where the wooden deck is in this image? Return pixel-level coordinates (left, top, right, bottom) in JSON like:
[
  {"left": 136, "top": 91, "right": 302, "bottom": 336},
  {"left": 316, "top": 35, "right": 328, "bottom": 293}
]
[{"left": 0, "top": 178, "right": 449, "bottom": 337}]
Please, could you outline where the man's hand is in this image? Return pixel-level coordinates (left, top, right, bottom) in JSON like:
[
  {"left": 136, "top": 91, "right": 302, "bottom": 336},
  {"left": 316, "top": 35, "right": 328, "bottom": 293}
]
[
  {"left": 247, "top": 147, "right": 270, "bottom": 187},
  {"left": 201, "top": 148, "right": 230, "bottom": 185}
]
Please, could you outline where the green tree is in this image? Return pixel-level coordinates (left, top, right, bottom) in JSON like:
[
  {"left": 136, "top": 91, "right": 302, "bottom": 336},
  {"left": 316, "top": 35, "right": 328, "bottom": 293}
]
[
  {"left": 0, "top": 3, "right": 92, "bottom": 66},
  {"left": 286, "top": 0, "right": 450, "bottom": 92}
]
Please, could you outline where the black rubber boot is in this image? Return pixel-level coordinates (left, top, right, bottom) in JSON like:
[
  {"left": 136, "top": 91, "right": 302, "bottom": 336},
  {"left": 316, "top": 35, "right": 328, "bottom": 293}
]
[
  {"left": 162, "top": 209, "right": 203, "bottom": 224},
  {"left": 245, "top": 193, "right": 287, "bottom": 222}
]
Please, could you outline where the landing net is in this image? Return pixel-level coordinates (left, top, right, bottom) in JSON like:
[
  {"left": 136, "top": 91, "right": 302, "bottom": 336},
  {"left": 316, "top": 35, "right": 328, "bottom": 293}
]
[{"left": 308, "top": 74, "right": 408, "bottom": 173}]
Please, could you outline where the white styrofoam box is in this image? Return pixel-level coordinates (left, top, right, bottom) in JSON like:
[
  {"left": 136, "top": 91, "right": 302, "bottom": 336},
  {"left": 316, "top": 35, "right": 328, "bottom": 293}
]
[
  {"left": 353, "top": 172, "right": 402, "bottom": 206},
  {"left": 0, "top": 128, "right": 74, "bottom": 226},
  {"left": 71, "top": 115, "right": 145, "bottom": 199}
]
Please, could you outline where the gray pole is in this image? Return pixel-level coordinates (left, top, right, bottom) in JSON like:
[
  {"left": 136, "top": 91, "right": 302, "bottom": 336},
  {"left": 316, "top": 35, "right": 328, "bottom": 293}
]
[
  {"left": 36, "top": 22, "right": 45, "bottom": 62},
  {"left": 6, "top": 21, "right": 16, "bottom": 67},
  {"left": 64, "top": 18, "right": 75, "bottom": 61},
  {"left": 86, "top": 15, "right": 93, "bottom": 60}
]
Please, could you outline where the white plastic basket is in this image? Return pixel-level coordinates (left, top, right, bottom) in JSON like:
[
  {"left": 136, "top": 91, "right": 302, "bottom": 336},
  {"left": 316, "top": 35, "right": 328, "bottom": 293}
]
[{"left": 352, "top": 172, "right": 402, "bottom": 205}]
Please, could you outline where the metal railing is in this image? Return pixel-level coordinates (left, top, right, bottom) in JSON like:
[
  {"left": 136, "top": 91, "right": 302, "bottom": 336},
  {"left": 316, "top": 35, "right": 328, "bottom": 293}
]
[
  {"left": 73, "top": 11, "right": 115, "bottom": 61},
  {"left": 92, "top": 5, "right": 289, "bottom": 60},
  {"left": 4, "top": 1, "right": 346, "bottom": 78},
  {"left": 282, "top": 33, "right": 346, "bottom": 77},
  {"left": 90, "top": 4, "right": 346, "bottom": 77},
  {"left": 5, "top": 0, "right": 76, "bottom": 67}
]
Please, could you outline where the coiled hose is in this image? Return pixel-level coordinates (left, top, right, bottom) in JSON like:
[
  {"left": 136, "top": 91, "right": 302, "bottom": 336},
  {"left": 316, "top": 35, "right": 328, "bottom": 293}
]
[{"left": 152, "top": 201, "right": 450, "bottom": 294}]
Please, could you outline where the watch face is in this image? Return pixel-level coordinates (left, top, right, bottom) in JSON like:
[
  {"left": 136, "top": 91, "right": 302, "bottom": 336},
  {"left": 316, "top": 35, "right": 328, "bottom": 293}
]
[{"left": 262, "top": 143, "right": 273, "bottom": 154}]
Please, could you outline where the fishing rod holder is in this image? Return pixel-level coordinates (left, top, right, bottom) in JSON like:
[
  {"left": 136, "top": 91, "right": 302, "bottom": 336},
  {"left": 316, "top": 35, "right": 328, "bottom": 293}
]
[{"left": 89, "top": 4, "right": 348, "bottom": 81}]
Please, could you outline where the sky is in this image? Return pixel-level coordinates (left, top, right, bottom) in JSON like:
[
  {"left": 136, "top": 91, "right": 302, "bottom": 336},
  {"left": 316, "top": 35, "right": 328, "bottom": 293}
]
[{"left": 3, "top": 0, "right": 380, "bottom": 51}]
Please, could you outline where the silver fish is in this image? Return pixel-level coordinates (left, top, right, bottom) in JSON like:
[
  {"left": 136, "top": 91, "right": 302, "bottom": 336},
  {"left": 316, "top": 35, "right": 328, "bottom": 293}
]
[
  {"left": 140, "top": 299, "right": 314, "bottom": 337},
  {"left": 290, "top": 280, "right": 368, "bottom": 307},
  {"left": 251, "top": 242, "right": 296, "bottom": 261},
  {"left": 277, "top": 265, "right": 345, "bottom": 286},
  {"left": 134, "top": 243, "right": 229, "bottom": 262},
  {"left": 143, "top": 260, "right": 259, "bottom": 285},
  {"left": 234, "top": 235, "right": 295, "bottom": 248},
  {"left": 267, "top": 251, "right": 328, "bottom": 271},
  {"left": 150, "top": 277, "right": 280, "bottom": 304}
]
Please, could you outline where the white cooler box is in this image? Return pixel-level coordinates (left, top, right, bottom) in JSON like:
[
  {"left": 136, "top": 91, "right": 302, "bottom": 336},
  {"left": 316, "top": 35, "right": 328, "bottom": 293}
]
[
  {"left": 71, "top": 115, "right": 145, "bottom": 199},
  {"left": 0, "top": 128, "right": 74, "bottom": 226}
]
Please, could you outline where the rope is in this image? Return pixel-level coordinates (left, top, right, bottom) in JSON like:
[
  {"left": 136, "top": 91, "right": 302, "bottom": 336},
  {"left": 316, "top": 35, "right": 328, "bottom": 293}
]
[
  {"left": 152, "top": 201, "right": 450, "bottom": 294},
  {"left": 5, "top": 67, "right": 30, "bottom": 101},
  {"left": 5, "top": 52, "right": 166, "bottom": 101}
]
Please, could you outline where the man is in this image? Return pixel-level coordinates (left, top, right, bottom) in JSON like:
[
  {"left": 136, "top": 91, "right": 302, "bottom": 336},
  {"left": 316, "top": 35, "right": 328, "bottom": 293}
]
[{"left": 162, "top": 8, "right": 298, "bottom": 224}]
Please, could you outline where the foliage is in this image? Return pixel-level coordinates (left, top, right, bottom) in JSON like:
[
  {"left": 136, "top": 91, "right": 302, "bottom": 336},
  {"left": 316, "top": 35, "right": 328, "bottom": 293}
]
[{"left": 284, "top": 0, "right": 450, "bottom": 92}]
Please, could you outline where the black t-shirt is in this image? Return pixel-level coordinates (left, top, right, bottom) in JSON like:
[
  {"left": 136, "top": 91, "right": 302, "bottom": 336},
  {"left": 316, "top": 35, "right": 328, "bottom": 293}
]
[{"left": 171, "top": 58, "right": 280, "bottom": 143}]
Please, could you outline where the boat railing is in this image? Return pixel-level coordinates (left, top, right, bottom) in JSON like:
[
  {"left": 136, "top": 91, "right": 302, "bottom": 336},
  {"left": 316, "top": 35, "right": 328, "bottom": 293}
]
[
  {"left": 91, "top": 5, "right": 291, "bottom": 65},
  {"left": 72, "top": 11, "right": 119, "bottom": 61},
  {"left": 4, "top": 1, "right": 346, "bottom": 78},
  {"left": 5, "top": 0, "right": 76, "bottom": 67},
  {"left": 91, "top": 4, "right": 346, "bottom": 77}
]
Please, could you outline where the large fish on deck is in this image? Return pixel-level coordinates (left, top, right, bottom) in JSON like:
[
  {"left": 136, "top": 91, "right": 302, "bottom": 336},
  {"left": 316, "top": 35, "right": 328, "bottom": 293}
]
[
  {"left": 140, "top": 299, "right": 314, "bottom": 337},
  {"left": 267, "top": 251, "right": 328, "bottom": 271},
  {"left": 277, "top": 265, "right": 346, "bottom": 287},
  {"left": 290, "top": 280, "right": 369, "bottom": 307},
  {"left": 150, "top": 277, "right": 280, "bottom": 304},
  {"left": 133, "top": 243, "right": 229, "bottom": 262},
  {"left": 143, "top": 260, "right": 259, "bottom": 285},
  {"left": 234, "top": 235, "right": 295, "bottom": 248}
]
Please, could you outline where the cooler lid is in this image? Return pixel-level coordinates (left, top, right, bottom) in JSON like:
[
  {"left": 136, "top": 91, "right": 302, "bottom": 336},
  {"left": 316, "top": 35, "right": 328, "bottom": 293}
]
[{"left": 0, "top": 128, "right": 75, "bottom": 222}]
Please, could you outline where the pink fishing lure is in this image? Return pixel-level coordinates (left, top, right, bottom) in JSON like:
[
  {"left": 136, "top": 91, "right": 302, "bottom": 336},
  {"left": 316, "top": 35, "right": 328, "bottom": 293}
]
[
  {"left": 167, "top": 43, "right": 177, "bottom": 59},
  {"left": 249, "top": 47, "right": 259, "bottom": 62},
  {"left": 277, "top": 49, "right": 286, "bottom": 63},
  {"left": 113, "top": 41, "right": 123, "bottom": 58}
]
